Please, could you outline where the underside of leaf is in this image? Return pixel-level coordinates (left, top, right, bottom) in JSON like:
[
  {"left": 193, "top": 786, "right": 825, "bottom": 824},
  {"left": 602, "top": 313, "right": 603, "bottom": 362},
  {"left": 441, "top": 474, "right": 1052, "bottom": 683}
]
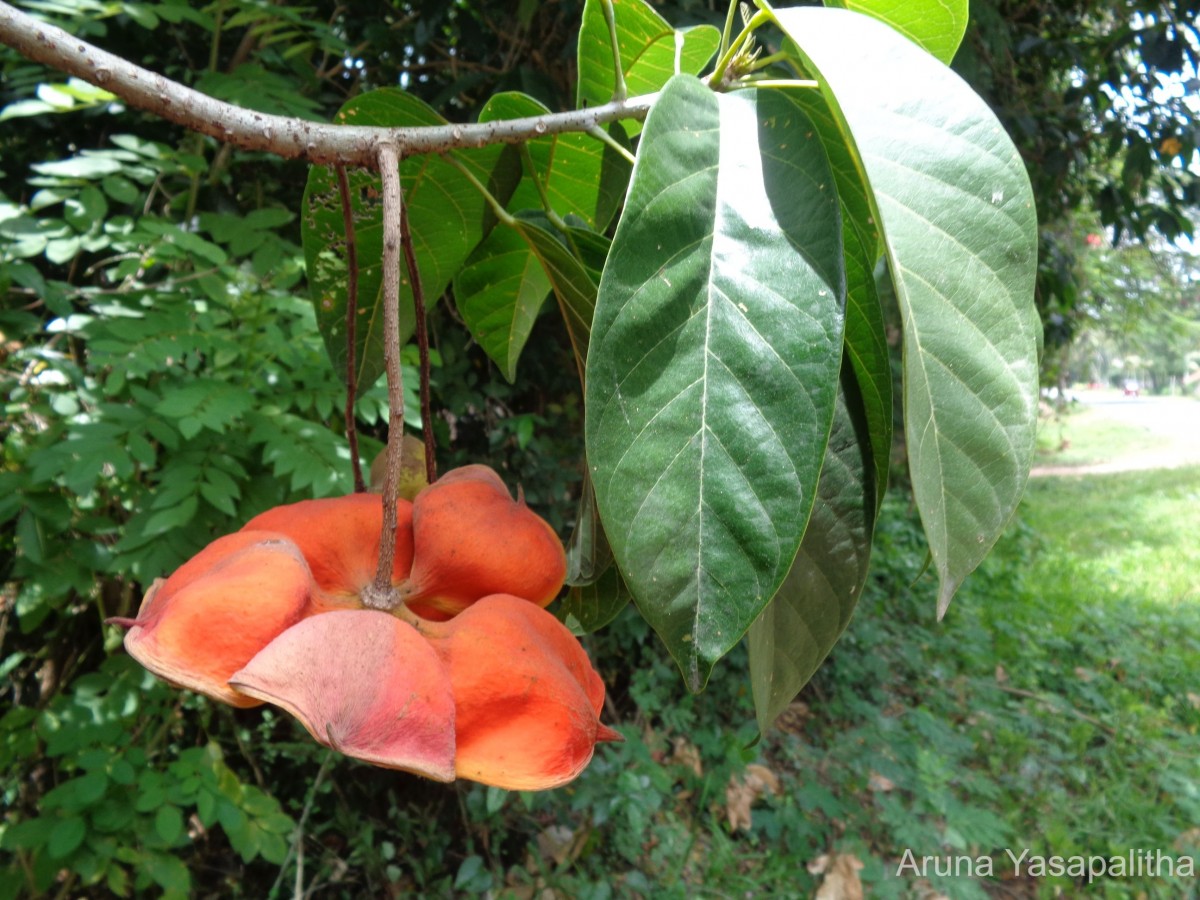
[{"left": 772, "top": 7, "right": 1040, "bottom": 617}]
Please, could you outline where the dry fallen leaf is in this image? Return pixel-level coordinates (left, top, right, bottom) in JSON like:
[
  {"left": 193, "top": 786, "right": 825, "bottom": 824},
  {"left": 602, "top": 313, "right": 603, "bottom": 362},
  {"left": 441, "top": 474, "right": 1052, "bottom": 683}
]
[
  {"left": 535, "top": 825, "right": 576, "bottom": 867},
  {"left": 724, "top": 763, "right": 781, "bottom": 831},
  {"left": 1186, "top": 692, "right": 1200, "bottom": 711},
  {"left": 1176, "top": 827, "right": 1200, "bottom": 850},
  {"left": 725, "top": 780, "right": 756, "bottom": 831},
  {"left": 669, "top": 736, "right": 703, "bottom": 777},
  {"left": 776, "top": 700, "right": 813, "bottom": 734},
  {"left": 994, "top": 664, "right": 1008, "bottom": 683},
  {"left": 868, "top": 771, "right": 895, "bottom": 793},
  {"left": 746, "top": 763, "right": 781, "bottom": 795},
  {"left": 809, "top": 852, "right": 864, "bottom": 900}
]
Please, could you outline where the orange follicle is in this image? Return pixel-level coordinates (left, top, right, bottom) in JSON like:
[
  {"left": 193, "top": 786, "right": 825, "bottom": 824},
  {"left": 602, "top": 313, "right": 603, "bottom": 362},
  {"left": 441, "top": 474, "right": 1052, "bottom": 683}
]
[
  {"left": 114, "top": 533, "right": 317, "bottom": 707},
  {"left": 426, "top": 594, "right": 622, "bottom": 791},
  {"left": 113, "top": 471, "right": 615, "bottom": 790},
  {"left": 398, "top": 466, "right": 567, "bottom": 619},
  {"left": 242, "top": 494, "right": 415, "bottom": 599}
]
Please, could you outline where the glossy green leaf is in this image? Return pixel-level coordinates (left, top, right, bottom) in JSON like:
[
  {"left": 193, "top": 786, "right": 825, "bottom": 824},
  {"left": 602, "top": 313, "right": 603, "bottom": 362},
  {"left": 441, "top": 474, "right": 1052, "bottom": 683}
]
[
  {"left": 511, "top": 212, "right": 608, "bottom": 380},
  {"left": 455, "top": 210, "right": 607, "bottom": 385},
  {"left": 748, "top": 360, "right": 876, "bottom": 732},
  {"left": 841, "top": 220, "right": 892, "bottom": 508},
  {"left": 586, "top": 76, "right": 845, "bottom": 690},
  {"left": 454, "top": 93, "right": 627, "bottom": 382},
  {"left": 780, "top": 83, "right": 879, "bottom": 258},
  {"left": 559, "top": 562, "right": 632, "bottom": 635},
  {"left": 565, "top": 471, "right": 613, "bottom": 588},
  {"left": 824, "top": 0, "right": 969, "bottom": 64},
  {"left": 773, "top": 7, "right": 1040, "bottom": 615},
  {"left": 478, "top": 92, "right": 632, "bottom": 231},
  {"left": 454, "top": 226, "right": 552, "bottom": 382},
  {"left": 779, "top": 85, "right": 892, "bottom": 506},
  {"left": 576, "top": 0, "right": 721, "bottom": 134},
  {"left": 302, "top": 89, "right": 519, "bottom": 394}
]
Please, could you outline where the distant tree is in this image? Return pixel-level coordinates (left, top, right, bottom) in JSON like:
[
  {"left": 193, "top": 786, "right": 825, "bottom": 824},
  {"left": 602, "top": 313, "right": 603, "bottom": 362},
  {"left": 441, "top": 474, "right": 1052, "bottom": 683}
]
[
  {"left": 1068, "top": 223, "right": 1200, "bottom": 392},
  {"left": 957, "top": 0, "right": 1199, "bottom": 357}
]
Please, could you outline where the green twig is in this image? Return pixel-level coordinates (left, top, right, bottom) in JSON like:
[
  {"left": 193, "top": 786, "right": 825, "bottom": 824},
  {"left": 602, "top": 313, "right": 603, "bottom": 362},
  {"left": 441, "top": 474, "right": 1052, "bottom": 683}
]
[
  {"left": 600, "top": 0, "right": 627, "bottom": 103},
  {"left": 208, "top": 0, "right": 224, "bottom": 73},
  {"left": 268, "top": 750, "right": 336, "bottom": 900},
  {"left": 719, "top": 0, "right": 741, "bottom": 61},
  {"left": 14, "top": 851, "right": 35, "bottom": 898}
]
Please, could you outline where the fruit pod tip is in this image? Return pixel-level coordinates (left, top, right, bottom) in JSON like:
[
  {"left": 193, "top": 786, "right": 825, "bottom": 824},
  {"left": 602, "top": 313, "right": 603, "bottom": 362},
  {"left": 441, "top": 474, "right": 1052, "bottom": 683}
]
[{"left": 596, "top": 723, "right": 624, "bottom": 744}]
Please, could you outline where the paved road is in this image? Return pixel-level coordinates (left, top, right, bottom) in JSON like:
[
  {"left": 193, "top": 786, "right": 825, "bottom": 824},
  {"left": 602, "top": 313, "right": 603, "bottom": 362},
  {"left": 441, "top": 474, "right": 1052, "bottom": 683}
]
[{"left": 1031, "top": 392, "right": 1200, "bottom": 476}]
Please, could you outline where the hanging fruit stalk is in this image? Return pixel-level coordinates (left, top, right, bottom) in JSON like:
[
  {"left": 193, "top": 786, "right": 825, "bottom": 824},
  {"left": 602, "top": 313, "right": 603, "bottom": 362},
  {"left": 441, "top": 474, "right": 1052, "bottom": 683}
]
[{"left": 364, "top": 142, "right": 406, "bottom": 611}]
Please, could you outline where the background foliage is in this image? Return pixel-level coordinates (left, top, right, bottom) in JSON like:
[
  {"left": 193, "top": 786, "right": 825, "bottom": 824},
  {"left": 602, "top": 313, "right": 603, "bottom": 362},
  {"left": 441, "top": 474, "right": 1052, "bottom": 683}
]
[
  {"left": 1, "top": 0, "right": 1195, "bottom": 896},
  {"left": 956, "top": 0, "right": 1199, "bottom": 357}
]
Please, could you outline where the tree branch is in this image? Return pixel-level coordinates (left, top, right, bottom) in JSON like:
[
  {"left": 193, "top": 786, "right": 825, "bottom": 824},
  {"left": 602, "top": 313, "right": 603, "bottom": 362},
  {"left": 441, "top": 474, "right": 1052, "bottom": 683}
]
[{"left": 0, "top": 1, "right": 655, "bottom": 168}]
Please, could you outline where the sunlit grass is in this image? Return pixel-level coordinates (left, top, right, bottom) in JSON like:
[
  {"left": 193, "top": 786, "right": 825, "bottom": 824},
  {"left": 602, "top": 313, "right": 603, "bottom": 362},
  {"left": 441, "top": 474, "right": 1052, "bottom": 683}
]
[
  {"left": 1034, "top": 405, "right": 1158, "bottom": 467},
  {"left": 1021, "top": 467, "right": 1200, "bottom": 606}
]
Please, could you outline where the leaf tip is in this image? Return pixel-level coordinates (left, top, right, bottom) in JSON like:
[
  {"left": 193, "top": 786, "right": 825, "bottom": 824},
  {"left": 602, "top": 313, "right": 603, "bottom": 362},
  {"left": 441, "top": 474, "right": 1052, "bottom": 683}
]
[{"left": 935, "top": 579, "right": 960, "bottom": 621}]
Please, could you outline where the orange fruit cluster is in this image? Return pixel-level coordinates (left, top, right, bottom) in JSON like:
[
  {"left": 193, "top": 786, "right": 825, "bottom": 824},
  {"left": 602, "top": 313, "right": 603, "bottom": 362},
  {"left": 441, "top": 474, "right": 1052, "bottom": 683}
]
[{"left": 110, "top": 465, "right": 620, "bottom": 790}]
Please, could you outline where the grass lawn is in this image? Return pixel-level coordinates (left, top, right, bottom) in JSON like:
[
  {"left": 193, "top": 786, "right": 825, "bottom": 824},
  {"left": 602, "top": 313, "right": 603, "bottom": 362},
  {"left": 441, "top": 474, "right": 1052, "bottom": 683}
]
[
  {"left": 1034, "top": 404, "right": 1159, "bottom": 467},
  {"left": 1022, "top": 467, "right": 1200, "bottom": 606}
]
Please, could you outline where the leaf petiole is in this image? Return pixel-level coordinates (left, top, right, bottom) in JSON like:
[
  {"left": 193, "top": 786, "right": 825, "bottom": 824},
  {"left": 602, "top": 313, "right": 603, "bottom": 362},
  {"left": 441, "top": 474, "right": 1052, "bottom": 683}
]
[
  {"left": 585, "top": 123, "right": 636, "bottom": 167},
  {"left": 518, "top": 143, "right": 569, "bottom": 232},
  {"left": 443, "top": 154, "right": 517, "bottom": 228},
  {"left": 718, "top": 0, "right": 741, "bottom": 61},
  {"left": 729, "top": 78, "right": 818, "bottom": 91},
  {"left": 747, "top": 51, "right": 794, "bottom": 73}
]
